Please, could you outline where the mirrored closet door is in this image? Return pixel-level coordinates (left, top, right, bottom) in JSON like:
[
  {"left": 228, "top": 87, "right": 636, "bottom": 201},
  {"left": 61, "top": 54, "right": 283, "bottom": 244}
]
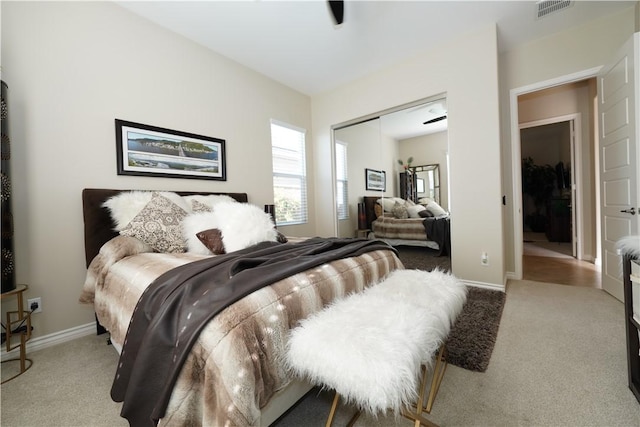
[{"left": 333, "top": 96, "right": 449, "bottom": 238}]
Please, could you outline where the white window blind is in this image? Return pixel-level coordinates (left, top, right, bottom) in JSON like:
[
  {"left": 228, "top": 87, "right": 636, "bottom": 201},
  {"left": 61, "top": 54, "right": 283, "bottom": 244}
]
[
  {"left": 335, "top": 141, "right": 348, "bottom": 220},
  {"left": 271, "top": 121, "right": 307, "bottom": 225}
]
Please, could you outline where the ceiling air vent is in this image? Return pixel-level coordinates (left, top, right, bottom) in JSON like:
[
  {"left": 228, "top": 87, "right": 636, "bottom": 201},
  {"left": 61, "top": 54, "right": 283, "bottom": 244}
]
[{"left": 536, "top": 0, "right": 573, "bottom": 19}]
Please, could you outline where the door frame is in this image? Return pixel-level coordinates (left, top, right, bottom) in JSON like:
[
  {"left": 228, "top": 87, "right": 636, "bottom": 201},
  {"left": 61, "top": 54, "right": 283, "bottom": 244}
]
[
  {"left": 509, "top": 66, "right": 601, "bottom": 280},
  {"left": 519, "top": 115, "right": 582, "bottom": 259}
]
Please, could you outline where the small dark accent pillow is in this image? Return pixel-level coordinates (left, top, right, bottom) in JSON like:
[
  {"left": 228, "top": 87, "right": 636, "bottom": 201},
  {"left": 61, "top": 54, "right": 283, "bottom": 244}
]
[
  {"left": 196, "top": 228, "right": 226, "bottom": 254},
  {"left": 276, "top": 231, "right": 288, "bottom": 243},
  {"left": 419, "top": 209, "right": 434, "bottom": 218}
]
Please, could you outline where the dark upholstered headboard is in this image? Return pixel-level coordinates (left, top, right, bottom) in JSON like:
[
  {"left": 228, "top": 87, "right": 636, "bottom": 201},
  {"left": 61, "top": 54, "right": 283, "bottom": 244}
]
[
  {"left": 81, "top": 188, "right": 249, "bottom": 267},
  {"left": 363, "top": 196, "right": 380, "bottom": 230}
]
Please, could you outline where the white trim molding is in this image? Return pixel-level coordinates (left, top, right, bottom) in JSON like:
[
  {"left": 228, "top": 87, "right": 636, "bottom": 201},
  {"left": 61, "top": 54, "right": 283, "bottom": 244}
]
[
  {"left": 462, "top": 280, "right": 505, "bottom": 293},
  {"left": 1, "top": 322, "right": 95, "bottom": 362},
  {"left": 509, "top": 66, "right": 602, "bottom": 280}
]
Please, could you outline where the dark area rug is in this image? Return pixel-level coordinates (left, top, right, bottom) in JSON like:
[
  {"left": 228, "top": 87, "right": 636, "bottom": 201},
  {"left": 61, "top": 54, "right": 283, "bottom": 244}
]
[
  {"left": 394, "top": 245, "right": 451, "bottom": 271},
  {"left": 395, "top": 245, "right": 506, "bottom": 372},
  {"left": 445, "top": 287, "right": 505, "bottom": 372}
]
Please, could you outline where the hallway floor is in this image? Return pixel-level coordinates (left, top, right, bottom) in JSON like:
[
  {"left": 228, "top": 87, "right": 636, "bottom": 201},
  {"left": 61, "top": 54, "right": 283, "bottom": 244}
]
[{"left": 523, "top": 232, "right": 601, "bottom": 288}]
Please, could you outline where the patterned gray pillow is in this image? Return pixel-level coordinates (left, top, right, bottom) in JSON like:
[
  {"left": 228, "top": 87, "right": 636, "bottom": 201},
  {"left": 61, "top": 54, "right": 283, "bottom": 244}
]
[
  {"left": 392, "top": 201, "right": 409, "bottom": 219},
  {"left": 120, "top": 192, "right": 188, "bottom": 253},
  {"left": 191, "top": 199, "right": 213, "bottom": 213}
]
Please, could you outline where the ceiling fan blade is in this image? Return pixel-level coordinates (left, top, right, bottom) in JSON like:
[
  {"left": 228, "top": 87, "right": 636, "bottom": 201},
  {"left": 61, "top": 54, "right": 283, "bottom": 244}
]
[
  {"left": 423, "top": 115, "right": 447, "bottom": 125},
  {"left": 328, "top": 1, "right": 344, "bottom": 25}
]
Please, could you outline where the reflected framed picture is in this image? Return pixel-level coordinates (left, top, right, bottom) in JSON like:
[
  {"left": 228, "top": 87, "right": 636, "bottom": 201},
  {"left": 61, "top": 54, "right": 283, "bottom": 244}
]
[
  {"left": 365, "top": 168, "right": 386, "bottom": 191},
  {"left": 115, "top": 119, "right": 226, "bottom": 181}
]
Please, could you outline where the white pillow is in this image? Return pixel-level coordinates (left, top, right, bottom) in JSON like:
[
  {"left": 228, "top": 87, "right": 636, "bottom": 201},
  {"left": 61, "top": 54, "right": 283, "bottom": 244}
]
[
  {"left": 215, "top": 203, "right": 278, "bottom": 252},
  {"left": 377, "top": 198, "right": 397, "bottom": 212},
  {"left": 406, "top": 204, "right": 426, "bottom": 218},
  {"left": 425, "top": 200, "right": 448, "bottom": 217},
  {"left": 182, "top": 212, "right": 220, "bottom": 254},
  {"left": 103, "top": 191, "right": 190, "bottom": 231},
  {"left": 182, "top": 202, "right": 278, "bottom": 254},
  {"left": 182, "top": 194, "right": 238, "bottom": 212}
]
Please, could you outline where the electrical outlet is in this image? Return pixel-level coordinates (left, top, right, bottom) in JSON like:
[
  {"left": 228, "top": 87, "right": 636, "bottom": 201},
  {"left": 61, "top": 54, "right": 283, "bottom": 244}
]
[
  {"left": 28, "top": 297, "right": 42, "bottom": 313},
  {"left": 481, "top": 252, "right": 489, "bottom": 266}
]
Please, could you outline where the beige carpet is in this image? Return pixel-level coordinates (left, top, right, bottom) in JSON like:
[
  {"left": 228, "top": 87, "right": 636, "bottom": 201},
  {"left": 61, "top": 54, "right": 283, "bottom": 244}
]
[{"left": 2, "top": 280, "right": 640, "bottom": 427}]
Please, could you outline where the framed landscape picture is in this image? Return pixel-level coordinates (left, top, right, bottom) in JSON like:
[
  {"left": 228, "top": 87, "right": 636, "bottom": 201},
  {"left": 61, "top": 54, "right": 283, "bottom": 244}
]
[
  {"left": 115, "top": 119, "right": 226, "bottom": 181},
  {"left": 365, "top": 168, "right": 386, "bottom": 191}
]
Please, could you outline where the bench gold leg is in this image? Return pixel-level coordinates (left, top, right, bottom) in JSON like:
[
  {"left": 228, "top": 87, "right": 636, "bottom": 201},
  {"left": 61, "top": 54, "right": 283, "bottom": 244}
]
[
  {"left": 402, "top": 343, "right": 447, "bottom": 426},
  {"left": 346, "top": 409, "right": 361, "bottom": 427},
  {"left": 401, "top": 408, "right": 439, "bottom": 427},
  {"left": 424, "top": 344, "right": 448, "bottom": 414},
  {"left": 326, "top": 392, "right": 340, "bottom": 427},
  {"left": 325, "top": 344, "right": 448, "bottom": 427}
]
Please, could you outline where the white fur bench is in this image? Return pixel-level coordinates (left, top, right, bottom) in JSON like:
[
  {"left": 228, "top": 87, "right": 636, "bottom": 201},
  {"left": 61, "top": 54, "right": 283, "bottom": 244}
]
[{"left": 286, "top": 269, "right": 467, "bottom": 426}]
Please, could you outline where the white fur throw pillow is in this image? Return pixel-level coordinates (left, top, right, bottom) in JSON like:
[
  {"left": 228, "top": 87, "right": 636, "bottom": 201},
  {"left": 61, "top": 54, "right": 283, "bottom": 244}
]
[
  {"left": 103, "top": 191, "right": 190, "bottom": 231},
  {"left": 182, "top": 202, "right": 278, "bottom": 254},
  {"left": 617, "top": 235, "right": 640, "bottom": 258},
  {"left": 182, "top": 212, "right": 220, "bottom": 254}
]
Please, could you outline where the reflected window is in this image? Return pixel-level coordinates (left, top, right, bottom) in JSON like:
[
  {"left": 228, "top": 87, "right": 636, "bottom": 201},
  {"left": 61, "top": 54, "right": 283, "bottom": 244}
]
[{"left": 335, "top": 141, "right": 348, "bottom": 220}]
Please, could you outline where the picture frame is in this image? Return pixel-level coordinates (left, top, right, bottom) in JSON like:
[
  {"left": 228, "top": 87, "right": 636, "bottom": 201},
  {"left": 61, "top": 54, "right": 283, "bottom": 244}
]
[
  {"left": 115, "top": 119, "right": 226, "bottom": 181},
  {"left": 365, "top": 168, "right": 386, "bottom": 191}
]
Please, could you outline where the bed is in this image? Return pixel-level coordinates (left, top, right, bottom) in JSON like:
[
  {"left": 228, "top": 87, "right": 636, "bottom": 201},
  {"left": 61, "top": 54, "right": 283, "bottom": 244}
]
[
  {"left": 79, "top": 188, "right": 403, "bottom": 427},
  {"left": 362, "top": 196, "right": 451, "bottom": 256}
]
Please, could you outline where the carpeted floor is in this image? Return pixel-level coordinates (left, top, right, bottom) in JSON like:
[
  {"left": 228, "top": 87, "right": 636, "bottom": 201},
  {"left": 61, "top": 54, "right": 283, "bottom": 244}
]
[
  {"left": 395, "top": 245, "right": 505, "bottom": 372},
  {"left": 3, "top": 280, "right": 639, "bottom": 427}
]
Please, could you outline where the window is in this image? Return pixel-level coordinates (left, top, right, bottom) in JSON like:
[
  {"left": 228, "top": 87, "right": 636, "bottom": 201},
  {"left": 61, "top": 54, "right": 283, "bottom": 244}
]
[
  {"left": 335, "top": 141, "right": 348, "bottom": 220},
  {"left": 271, "top": 121, "right": 307, "bottom": 225}
]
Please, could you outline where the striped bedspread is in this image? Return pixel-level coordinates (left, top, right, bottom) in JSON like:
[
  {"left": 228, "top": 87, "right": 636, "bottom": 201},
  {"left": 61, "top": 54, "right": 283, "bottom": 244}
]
[
  {"left": 372, "top": 216, "right": 429, "bottom": 240},
  {"left": 80, "top": 235, "right": 403, "bottom": 426}
]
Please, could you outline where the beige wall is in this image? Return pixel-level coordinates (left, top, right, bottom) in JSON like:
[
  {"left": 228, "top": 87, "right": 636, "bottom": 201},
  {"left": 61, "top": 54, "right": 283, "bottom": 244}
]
[
  {"left": 1, "top": 1, "right": 312, "bottom": 338},
  {"left": 399, "top": 131, "right": 449, "bottom": 210},
  {"left": 312, "top": 25, "right": 504, "bottom": 287},
  {"left": 499, "top": 6, "right": 637, "bottom": 275}
]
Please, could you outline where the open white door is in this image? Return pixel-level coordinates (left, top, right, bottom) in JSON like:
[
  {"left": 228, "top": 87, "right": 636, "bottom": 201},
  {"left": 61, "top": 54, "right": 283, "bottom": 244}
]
[{"left": 598, "top": 33, "right": 639, "bottom": 302}]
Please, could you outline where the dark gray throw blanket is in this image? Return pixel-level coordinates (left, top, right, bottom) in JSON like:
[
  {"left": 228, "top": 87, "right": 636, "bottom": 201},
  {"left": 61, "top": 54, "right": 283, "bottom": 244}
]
[
  {"left": 110, "top": 237, "right": 395, "bottom": 427},
  {"left": 423, "top": 216, "right": 451, "bottom": 256}
]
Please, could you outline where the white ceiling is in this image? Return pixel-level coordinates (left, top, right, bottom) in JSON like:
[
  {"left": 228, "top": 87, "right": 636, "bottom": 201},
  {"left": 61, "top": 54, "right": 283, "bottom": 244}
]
[
  {"left": 380, "top": 98, "right": 448, "bottom": 139},
  {"left": 116, "top": 1, "right": 635, "bottom": 139},
  {"left": 117, "top": 0, "right": 635, "bottom": 96}
]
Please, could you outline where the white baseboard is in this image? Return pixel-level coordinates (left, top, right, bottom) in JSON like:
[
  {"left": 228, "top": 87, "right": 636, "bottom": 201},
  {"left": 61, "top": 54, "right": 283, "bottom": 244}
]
[
  {"left": 462, "top": 279, "right": 505, "bottom": 292},
  {"left": 1, "top": 322, "right": 96, "bottom": 361}
]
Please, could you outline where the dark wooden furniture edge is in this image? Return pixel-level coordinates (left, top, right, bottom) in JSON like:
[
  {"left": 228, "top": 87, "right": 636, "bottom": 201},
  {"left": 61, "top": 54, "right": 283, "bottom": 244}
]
[
  {"left": 363, "top": 196, "right": 379, "bottom": 230},
  {"left": 623, "top": 254, "right": 640, "bottom": 404}
]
